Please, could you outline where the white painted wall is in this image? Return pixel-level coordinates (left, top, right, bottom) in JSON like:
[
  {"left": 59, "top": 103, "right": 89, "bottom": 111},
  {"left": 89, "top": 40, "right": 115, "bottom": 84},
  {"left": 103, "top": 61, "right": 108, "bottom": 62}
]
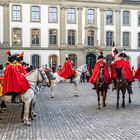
[
  {"left": 10, "top": 50, "right": 60, "bottom": 66},
  {"left": 10, "top": 4, "right": 60, "bottom": 48}
]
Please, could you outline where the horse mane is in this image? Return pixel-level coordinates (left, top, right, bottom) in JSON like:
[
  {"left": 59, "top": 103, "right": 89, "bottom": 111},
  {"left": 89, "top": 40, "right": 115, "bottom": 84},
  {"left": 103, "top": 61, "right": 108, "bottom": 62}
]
[{"left": 115, "top": 67, "right": 124, "bottom": 80}]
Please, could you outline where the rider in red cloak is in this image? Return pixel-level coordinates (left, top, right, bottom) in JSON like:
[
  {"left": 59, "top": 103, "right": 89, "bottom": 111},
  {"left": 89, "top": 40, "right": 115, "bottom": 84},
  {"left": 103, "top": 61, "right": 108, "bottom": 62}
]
[
  {"left": 57, "top": 57, "right": 77, "bottom": 80},
  {"left": 3, "top": 51, "right": 31, "bottom": 103},
  {"left": 110, "top": 52, "right": 134, "bottom": 94},
  {"left": 14, "top": 52, "right": 28, "bottom": 75},
  {"left": 134, "top": 66, "right": 140, "bottom": 80},
  {"left": 89, "top": 54, "right": 112, "bottom": 89}
]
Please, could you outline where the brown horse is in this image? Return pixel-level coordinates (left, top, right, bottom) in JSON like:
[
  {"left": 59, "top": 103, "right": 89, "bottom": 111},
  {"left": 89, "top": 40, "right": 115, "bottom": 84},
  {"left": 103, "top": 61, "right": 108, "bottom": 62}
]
[
  {"left": 95, "top": 64, "right": 108, "bottom": 109},
  {"left": 115, "top": 67, "right": 131, "bottom": 109}
]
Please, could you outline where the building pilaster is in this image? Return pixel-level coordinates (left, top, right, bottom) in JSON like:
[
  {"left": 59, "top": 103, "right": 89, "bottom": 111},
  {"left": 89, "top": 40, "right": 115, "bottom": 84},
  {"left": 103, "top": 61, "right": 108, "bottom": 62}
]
[
  {"left": 115, "top": 9, "right": 121, "bottom": 48},
  {"left": 77, "top": 7, "right": 83, "bottom": 48},
  {"left": 3, "top": 3, "right": 10, "bottom": 46},
  {"left": 100, "top": 8, "right": 105, "bottom": 48},
  {"left": 60, "top": 6, "right": 66, "bottom": 48}
]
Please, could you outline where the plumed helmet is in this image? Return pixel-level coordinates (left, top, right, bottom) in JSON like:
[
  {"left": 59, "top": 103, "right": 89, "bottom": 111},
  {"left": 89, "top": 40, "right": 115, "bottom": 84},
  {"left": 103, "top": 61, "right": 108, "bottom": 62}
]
[
  {"left": 118, "top": 53, "right": 127, "bottom": 58},
  {"left": 6, "top": 50, "right": 17, "bottom": 63},
  {"left": 65, "top": 57, "right": 70, "bottom": 60},
  {"left": 97, "top": 55, "right": 106, "bottom": 60},
  {"left": 97, "top": 49, "right": 106, "bottom": 60},
  {"left": 16, "top": 52, "right": 24, "bottom": 62}
]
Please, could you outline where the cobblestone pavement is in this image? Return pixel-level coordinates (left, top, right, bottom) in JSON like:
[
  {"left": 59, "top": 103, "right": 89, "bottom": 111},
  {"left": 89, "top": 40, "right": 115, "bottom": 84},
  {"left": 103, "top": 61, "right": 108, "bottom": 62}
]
[{"left": 1, "top": 81, "right": 140, "bottom": 140}]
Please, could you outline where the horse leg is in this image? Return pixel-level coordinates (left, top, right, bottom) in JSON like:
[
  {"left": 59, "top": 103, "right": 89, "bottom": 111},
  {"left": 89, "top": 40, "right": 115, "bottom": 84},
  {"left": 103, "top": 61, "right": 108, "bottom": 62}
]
[
  {"left": 74, "top": 83, "right": 79, "bottom": 97},
  {"left": 103, "top": 90, "right": 107, "bottom": 107},
  {"left": 51, "top": 86, "right": 54, "bottom": 98},
  {"left": 1, "top": 101, "right": 7, "bottom": 110},
  {"left": 21, "top": 102, "right": 24, "bottom": 120},
  {"left": 29, "top": 98, "right": 37, "bottom": 120},
  {"left": 128, "top": 92, "right": 131, "bottom": 104},
  {"left": 122, "top": 91, "right": 125, "bottom": 108},
  {"left": 23, "top": 100, "right": 31, "bottom": 126},
  {"left": 116, "top": 90, "right": 120, "bottom": 109},
  {"left": 97, "top": 91, "right": 100, "bottom": 109}
]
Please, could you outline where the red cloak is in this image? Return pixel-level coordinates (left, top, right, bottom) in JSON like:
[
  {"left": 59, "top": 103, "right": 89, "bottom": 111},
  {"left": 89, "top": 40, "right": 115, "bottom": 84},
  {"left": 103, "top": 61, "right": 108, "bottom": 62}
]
[
  {"left": 57, "top": 61, "right": 75, "bottom": 79},
  {"left": 111, "top": 59, "right": 134, "bottom": 82},
  {"left": 135, "top": 66, "right": 140, "bottom": 80},
  {"left": 15, "top": 62, "right": 28, "bottom": 75},
  {"left": 89, "top": 61, "right": 112, "bottom": 84},
  {"left": 3, "top": 64, "right": 31, "bottom": 94}
]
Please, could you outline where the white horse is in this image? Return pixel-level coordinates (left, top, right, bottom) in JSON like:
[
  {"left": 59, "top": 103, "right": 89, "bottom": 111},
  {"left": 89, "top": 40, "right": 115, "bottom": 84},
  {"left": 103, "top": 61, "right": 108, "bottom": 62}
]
[
  {"left": 0, "top": 68, "right": 48, "bottom": 126},
  {"left": 46, "top": 64, "right": 88, "bottom": 98}
]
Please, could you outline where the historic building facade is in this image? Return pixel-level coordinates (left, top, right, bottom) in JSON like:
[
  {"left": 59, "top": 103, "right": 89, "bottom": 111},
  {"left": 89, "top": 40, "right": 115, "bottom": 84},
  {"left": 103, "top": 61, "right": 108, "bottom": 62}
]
[{"left": 0, "top": 0, "right": 140, "bottom": 71}]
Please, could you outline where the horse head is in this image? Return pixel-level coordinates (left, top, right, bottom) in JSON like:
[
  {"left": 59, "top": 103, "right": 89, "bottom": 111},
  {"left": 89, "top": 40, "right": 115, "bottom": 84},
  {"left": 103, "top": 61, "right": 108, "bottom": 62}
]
[
  {"left": 26, "top": 68, "right": 49, "bottom": 88},
  {"left": 40, "top": 68, "right": 52, "bottom": 87},
  {"left": 76, "top": 64, "right": 88, "bottom": 73},
  {"left": 96, "top": 63, "right": 105, "bottom": 88},
  {"left": 115, "top": 67, "right": 124, "bottom": 81}
]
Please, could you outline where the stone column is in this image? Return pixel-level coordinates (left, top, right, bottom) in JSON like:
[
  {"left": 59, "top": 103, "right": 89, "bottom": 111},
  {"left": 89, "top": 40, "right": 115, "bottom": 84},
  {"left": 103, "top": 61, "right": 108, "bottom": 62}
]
[
  {"left": 100, "top": 8, "right": 105, "bottom": 48},
  {"left": 77, "top": 7, "right": 83, "bottom": 48},
  {"left": 115, "top": 9, "right": 121, "bottom": 48},
  {"left": 3, "top": 3, "right": 10, "bottom": 46},
  {"left": 60, "top": 6, "right": 66, "bottom": 48}
]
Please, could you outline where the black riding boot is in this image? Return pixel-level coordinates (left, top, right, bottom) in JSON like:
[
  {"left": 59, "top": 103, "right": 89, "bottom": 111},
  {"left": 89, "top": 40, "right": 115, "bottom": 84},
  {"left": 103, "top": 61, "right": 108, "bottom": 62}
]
[
  {"left": 11, "top": 93, "right": 20, "bottom": 103},
  {"left": 127, "top": 82, "right": 133, "bottom": 94}
]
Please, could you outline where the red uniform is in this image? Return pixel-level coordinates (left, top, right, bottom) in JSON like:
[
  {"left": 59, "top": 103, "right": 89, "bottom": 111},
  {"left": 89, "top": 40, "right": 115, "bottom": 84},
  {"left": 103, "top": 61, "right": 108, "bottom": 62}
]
[
  {"left": 134, "top": 66, "right": 140, "bottom": 80},
  {"left": 89, "top": 61, "right": 112, "bottom": 84},
  {"left": 15, "top": 62, "right": 28, "bottom": 75},
  {"left": 3, "top": 64, "right": 31, "bottom": 94},
  {"left": 111, "top": 59, "right": 134, "bottom": 82},
  {"left": 57, "top": 61, "right": 76, "bottom": 79}
]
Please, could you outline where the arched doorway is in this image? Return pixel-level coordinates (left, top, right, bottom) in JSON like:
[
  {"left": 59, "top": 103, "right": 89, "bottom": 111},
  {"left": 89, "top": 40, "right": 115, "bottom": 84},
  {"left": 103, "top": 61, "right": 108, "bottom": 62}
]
[
  {"left": 86, "top": 53, "right": 96, "bottom": 74},
  {"left": 68, "top": 54, "right": 77, "bottom": 69},
  {"left": 32, "top": 55, "right": 40, "bottom": 68},
  {"left": 49, "top": 55, "right": 57, "bottom": 68}
]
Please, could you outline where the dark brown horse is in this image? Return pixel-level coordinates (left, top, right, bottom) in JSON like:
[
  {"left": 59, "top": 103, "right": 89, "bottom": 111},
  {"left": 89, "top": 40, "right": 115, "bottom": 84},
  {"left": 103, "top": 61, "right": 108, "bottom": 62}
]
[
  {"left": 95, "top": 64, "right": 108, "bottom": 109},
  {"left": 115, "top": 67, "right": 131, "bottom": 109}
]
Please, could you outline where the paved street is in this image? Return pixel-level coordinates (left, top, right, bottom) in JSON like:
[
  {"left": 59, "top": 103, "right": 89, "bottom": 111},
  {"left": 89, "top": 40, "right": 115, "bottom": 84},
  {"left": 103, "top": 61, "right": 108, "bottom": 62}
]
[{"left": 1, "top": 81, "right": 140, "bottom": 140}]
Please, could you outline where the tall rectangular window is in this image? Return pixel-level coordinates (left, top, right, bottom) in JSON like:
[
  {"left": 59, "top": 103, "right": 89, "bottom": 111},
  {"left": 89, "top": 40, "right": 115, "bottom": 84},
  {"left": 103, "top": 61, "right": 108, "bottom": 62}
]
[
  {"left": 31, "top": 29, "right": 40, "bottom": 45},
  {"left": 123, "top": 11, "right": 130, "bottom": 25},
  {"left": 88, "top": 30, "right": 94, "bottom": 46},
  {"left": 138, "top": 12, "right": 140, "bottom": 26},
  {"left": 106, "top": 31, "right": 113, "bottom": 46},
  {"left": 67, "top": 8, "right": 76, "bottom": 23},
  {"left": 68, "top": 30, "right": 75, "bottom": 45},
  {"left": 106, "top": 10, "right": 113, "bottom": 24},
  {"left": 31, "top": 6, "right": 40, "bottom": 22},
  {"left": 12, "top": 5, "right": 21, "bottom": 21},
  {"left": 12, "top": 28, "right": 22, "bottom": 45},
  {"left": 49, "top": 7, "right": 57, "bottom": 22},
  {"left": 138, "top": 33, "right": 140, "bottom": 47},
  {"left": 123, "top": 32, "right": 129, "bottom": 47},
  {"left": 87, "top": 9, "right": 94, "bottom": 24},
  {"left": 49, "top": 30, "right": 57, "bottom": 45}
]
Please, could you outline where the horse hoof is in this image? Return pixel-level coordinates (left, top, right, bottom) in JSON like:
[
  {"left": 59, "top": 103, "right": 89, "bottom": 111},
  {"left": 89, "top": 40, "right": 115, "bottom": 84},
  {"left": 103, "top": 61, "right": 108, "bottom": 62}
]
[
  {"left": 103, "top": 104, "right": 106, "bottom": 107},
  {"left": 97, "top": 106, "right": 100, "bottom": 109},
  {"left": 74, "top": 94, "right": 79, "bottom": 97},
  {"left": 122, "top": 105, "right": 125, "bottom": 108},
  {"left": 129, "top": 101, "right": 131, "bottom": 104},
  {"left": 24, "top": 120, "right": 31, "bottom": 126},
  {"left": 51, "top": 96, "right": 54, "bottom": 98}
]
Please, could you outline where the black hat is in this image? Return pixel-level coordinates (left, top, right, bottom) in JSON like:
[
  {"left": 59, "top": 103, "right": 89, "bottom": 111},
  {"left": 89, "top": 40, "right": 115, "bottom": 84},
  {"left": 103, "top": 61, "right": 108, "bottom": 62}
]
[
  {"left": 97, "top": 55, "right": 106, "bottom": 60},
  {"left": 118, "top": 53, "right": 127, "bottom": 58},
  {"left": 65, "top": 57, "right": 70, "bottom": 60},
  {"left": 8, "top": 54, "right": 17, "bottom": 63}
]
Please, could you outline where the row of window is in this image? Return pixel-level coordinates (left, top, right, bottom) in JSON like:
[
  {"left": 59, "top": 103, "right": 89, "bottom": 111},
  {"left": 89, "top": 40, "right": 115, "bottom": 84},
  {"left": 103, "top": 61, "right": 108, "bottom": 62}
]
[
  {"left": 12, "top": 5, "right": 140, "bottom": 25},
  {"left": 12, "top": 28, "right": 140, "bottom": 47}
]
